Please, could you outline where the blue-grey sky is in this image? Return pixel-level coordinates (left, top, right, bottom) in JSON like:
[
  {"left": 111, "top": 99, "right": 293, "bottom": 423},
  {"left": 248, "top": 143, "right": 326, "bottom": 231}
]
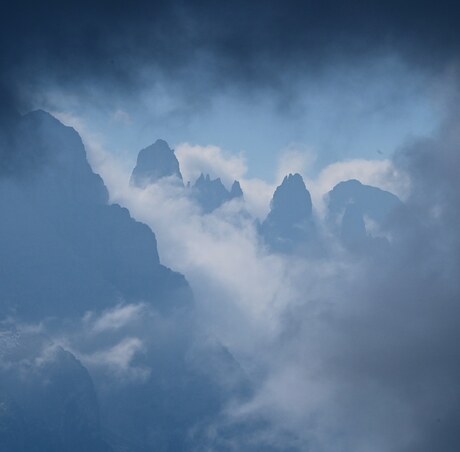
[
  {"left": 1, "top": 1, "right": 458, "bottom": 181},
  {"left": 43, "top": 56, "right": 439, "bottom": 182},
  {"left": 3, "top": 2, "right": 460, "bottom": 451}
]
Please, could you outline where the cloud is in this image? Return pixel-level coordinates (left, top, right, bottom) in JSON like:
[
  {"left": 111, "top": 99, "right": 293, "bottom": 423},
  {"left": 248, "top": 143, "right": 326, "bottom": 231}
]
[
  {"left": 238, "top": 178, "right": 275, "bottom": 219},
  {"left": 10, "top": 103, "right": 460, "bottom": 450},
  {"left": 111, "top": 108, "right": 133, "bottom": 126},
  {"left": 175, "top": 142, "right": 275, "bottom": 218},
  {"left": 175, "top": 143, "right": 247, "bottom": 187},
  {"left": 81, "top": 337, "right": 151, "bottom": 382},
  {"left": 81, "top": 97, "right": 460, "bottom": 450},
  {"left": 84, "top": 303, "right": 147, "bottom": 333},
  {"left": 88, "top": 337, "right": 144, "bottom": 369},
  {"left": 307, "top": 158, "right": 411, "bottom": 217},
  {"left": 3, "top": 1, "right": 460, "bottom": 115},
  {"left": 275, "top": 146, "right": 316, "bottom": 183},
  {"left": 5, "top": 2, "right": 460, "bottom": 448}
]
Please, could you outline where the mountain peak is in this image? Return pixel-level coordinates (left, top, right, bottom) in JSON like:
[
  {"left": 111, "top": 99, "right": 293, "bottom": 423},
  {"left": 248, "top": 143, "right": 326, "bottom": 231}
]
[
  {"left": 271, "top": 173, "right": 312, "bottom": 218},
  {"left": 327, "top": 179, "right": 402, "bottom": 224},
  {"left": 230, "top": 180, "right": 243, "bottom": 199},
  {"left": 260, "top": 173, "right": 315, "bottom": 253},
  {"left": 130, "top": 139, "right": 183, "bottom": 187},
  {"left": 191, "top": 174, "right": 244, "bottom": 213},
  {"left": 152, "top": 138, "right": 171, "bottom": 149},
  {"left": 0, "top": 116, "right": 192, "bottom": 318},
  {"left": 327, "top": 179, "right": 402, "bottom": 249}
]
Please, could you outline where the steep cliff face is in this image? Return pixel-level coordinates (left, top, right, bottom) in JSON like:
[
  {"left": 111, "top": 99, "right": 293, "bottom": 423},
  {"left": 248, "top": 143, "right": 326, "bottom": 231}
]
[
  {"left": 0, "top": 330, "right": 113, "bottom": 452},
  {"left": 130, "top": 140, "right": 244, "bottom": 214},
  {"left": 0, "top": 111, "right": 192, "bottom": 319},
  {"left": 327, "top": 179, "right": 402, "bottom": 225},
  {"left": 326, "top": 179, "right": 402, "bottom": 248},
  {"left": 130, "top": 139, "right": 183, "bottom": 188},
  {"left": 191, "top": 173, "right": 243, "bottom": 213},
  {"left": 0, "top": 112, "right": 255, "bottom": 452},
  {"left": 260, "top": 173, "right": 316, "bottom": 253}
]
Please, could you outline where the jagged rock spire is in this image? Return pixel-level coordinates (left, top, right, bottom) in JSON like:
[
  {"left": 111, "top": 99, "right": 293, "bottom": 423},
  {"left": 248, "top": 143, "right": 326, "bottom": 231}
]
[{"left": 130, "top": 139, "right": 183, "bottom": 187}]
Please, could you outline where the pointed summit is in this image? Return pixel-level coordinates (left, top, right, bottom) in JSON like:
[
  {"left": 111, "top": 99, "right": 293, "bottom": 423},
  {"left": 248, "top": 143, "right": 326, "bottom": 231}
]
[
  {"left": 230, "top": 180, "right": 243, "bottom": 199},
  {"left": 0, "top": 116, "right": 192, "bottom": 319},
  {"left": 191, "top": 174, "right": 244, "bottom": 213},
  {"left": 260, "top": 173, "right": 315, "bottom": 253},
  {"left": 130, "top": 139, "right": 183, "bottom": 187},
  {"left": 270, "top": 173, "right": 312, "bottom": 219}
]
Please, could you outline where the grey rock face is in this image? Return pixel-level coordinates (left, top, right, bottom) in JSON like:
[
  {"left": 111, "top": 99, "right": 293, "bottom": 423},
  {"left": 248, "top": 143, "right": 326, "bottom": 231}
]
[
  {"left": 0, "top": 111, "right": 192, "bottom": 319},
  {"left": 327, "top": 179, "right": 402, "bottom": 224},
  {"left": 130, "top": 139, "right": 183, "bottom": 187},
  {"left": 191, "top": 173, "right": 243, "bottom": 213},
  {"left": 260, "top": 173, "right": 316, "bottom": 253},
  {"left": 230, "top": 180, "right": 243, "bottom": 198},
  {"left": 0, "top": 330, "right": 113, "bottom": 452},
  {"left": 327, "top": 179, "right": 402, "bottom": 248}
]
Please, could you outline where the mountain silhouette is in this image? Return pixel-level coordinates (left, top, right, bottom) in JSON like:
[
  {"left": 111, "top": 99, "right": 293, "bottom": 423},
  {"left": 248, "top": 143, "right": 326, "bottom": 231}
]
[
  {"left": 191, "top": 173, "right": 243, "bottom": 213},
  {"left": 0, "top": 111, "right": 255, "bottom": 452},
  {"left": 0, "top": 330, "right": 113, "bottom": 452},
  {"left": 327, "top": 179, "right": 402, "bottom": 248},
  {"left": 130, "top": 139, "right": 183, "bottom": 187},
  {"left": 0, "top": 111, "right": 192, "bottom": 319},
  {"left": 260, "top": 173, "right": 316, "bottom": 253}
]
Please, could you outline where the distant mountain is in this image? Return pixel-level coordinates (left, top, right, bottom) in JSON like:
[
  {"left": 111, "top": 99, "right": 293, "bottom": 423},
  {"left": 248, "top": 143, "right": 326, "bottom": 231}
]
[
  {"left": 230, "top": 180, "right": 243, "bottom": 198},
  {"left": 98, "top": 334, "right": 253, "bottom": 451},
  {"left": 0, "top": 111, "right": 192, "bottom": 319},
  {"left": 130, "top": 139, "right": 183, "bottom": 187},
  {"left": 191, "top": 173, "right": 243, "bottom": 213},
  {"left": 260, "top": 173, "right": 316, "bottom": 253},
  {"left": 340, "top": 202, "right": 367, "bottom": 245},
  {"left": 129, "top": 140, "right": 244, "bottom": 214},
  {"left": 0, "top": 330, "right": 112, "bottom": 452},
  {"left": 326, "top": 179, "right": 402, "bottom": 248},
  {"left": 0, "top": 113, "right": 273, "bottom": 452}
]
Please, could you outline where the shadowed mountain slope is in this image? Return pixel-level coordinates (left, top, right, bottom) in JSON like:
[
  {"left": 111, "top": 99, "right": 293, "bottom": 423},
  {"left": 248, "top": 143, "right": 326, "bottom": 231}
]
[
  {"left": 130, "top": 139, "right": 183, "bottom": 188},
  {"left": 327, "top": 179, "right": 402, "bottom": 248},
  {"left": 260, "top": 173, "right": 316, "bottom": 253},
  {"left": 0, "top": 111, "right": 192, "bottom": 319}
]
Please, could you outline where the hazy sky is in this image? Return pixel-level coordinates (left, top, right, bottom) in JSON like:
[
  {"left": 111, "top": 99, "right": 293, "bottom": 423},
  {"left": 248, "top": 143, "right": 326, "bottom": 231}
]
[
  {"left": 3, "top": 3, "right": 460, "bottom": 451},
  {"left": 1, "top": 1, "right": 458, "bottom": 180},
  {"left": 46, "top": 57, "right": 439, "bottom": 181}
]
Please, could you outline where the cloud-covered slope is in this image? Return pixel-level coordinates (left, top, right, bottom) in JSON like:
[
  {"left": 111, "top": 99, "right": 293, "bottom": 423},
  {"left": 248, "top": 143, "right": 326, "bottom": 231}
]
[
  {"left": 0, "top": 329, "right": 112, "bottom": 452},
  {"left": 0, "top": 110, "right": 192, "bottom": 319}
]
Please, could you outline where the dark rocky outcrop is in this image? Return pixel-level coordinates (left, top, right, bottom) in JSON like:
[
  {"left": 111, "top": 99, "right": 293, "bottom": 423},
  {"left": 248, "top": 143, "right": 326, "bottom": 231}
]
[
  {"left": 326, "top": 179, "right": 402, "bottom": 249},
  {"left": 260, "top": 173, "right": 316, "bottom": 253},
  {"left": 0, "top": 111, "right": 192, "bottom": 319},
  {"left": 0, "top": 330, "right": 112, "bottom": 452},
  {"left": 191, "top": 173, "right": 243, "bottom": 214},
  {"left": 130, "top": 139, "right": 183, "bottom": 188}
]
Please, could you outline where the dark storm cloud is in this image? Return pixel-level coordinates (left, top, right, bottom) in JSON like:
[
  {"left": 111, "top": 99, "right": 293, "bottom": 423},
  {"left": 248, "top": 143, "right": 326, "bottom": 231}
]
[
  {"left": 1, "top": 0, "right": 460, "bottom": 110},
  {"left": 330, "top": 111, "right": 460, "bottom": 450}
]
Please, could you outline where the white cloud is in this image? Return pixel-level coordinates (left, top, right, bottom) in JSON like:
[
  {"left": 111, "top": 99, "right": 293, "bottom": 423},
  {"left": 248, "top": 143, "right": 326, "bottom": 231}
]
[
  {"left": 175, "top": 143, "right": 247, "bottom": 187},
  {"left": 51, "top": 110, "right": 133, "bottom": 203},
  {"left": 239, "top": 178, "right": 275, "bottom": 219},
  {"left": 43, "top": 113, "right": 431, "bottom": 449},
  {"left": 82, "top": 337, "right": 150, "bottom": 381},
  {"left": 84, "top": 303, "right": 147, "bottom": 333},
  {"left": 275, "top": 145, "right": 316, "bottom": 183},
  {"left": 174, "top": 142, "right": 277, "bottom": 219},
  {"left": 111, "top": 108, "right": 133, "bottom": 126},
  {"left": 306, "top": 158, "right": 411, "bottom": 217}
]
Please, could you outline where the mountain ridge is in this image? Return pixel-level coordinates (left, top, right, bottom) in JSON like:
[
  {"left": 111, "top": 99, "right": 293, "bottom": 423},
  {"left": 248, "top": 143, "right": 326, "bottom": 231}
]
[{"left": 0, "top": 110, "right": 192, "bottom": 319}]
